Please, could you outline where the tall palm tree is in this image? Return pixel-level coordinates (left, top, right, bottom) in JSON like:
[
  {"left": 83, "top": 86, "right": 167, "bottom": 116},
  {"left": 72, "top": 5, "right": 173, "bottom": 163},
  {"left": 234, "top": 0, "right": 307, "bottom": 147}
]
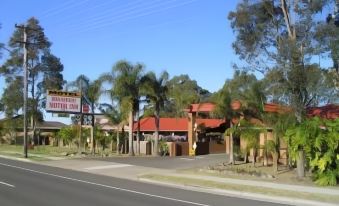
[
  {"left": 87, "top": 79, "right": 103, "bottom": 113},
  {"left": 213, "top": 87, "right": 237, "bottom": 164},
  {"left": 67, "top": 75, "right": 103, "bottom": 152},
  {"left": 67, "top": 74, "right": 90, "bottom": 94},
  {"left": 108, "top": 60, "right": 144, "bottom": 156},
  {"left": 67, "top": 75, "right": 90, "bottom": 151},
  {"left": 142, "top": 71, "right": 169, "bottom": 156}
]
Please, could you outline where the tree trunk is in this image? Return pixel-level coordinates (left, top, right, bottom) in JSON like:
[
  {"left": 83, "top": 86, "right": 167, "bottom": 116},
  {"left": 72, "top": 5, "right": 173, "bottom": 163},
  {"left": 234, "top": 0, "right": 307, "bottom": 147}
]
[
  {"left": 243, "top": 151, "right": 248, "bottom": 164},
  {"left": 128, "top": 110, "right": 134, "bottom": 156},
  {"left": 297, "top": 149, "right": 305, "bottom": 178},
  {"left": 136, "top": 110, "right": 140, "bottom": 155},
  {"left": 263, "top": 132, "right": 268, "bottom": 166},
  {"left": 153, "top": 109, "right": 160, "bottom": 156},
  {"left": 124, "top": 138, "right": 127, "bottom": 154},
  {"left": 272, "top": 152, "right": 278, "bottom": 175},
  {"left": 252, "top": 148, "right": 256, "bottom": 167},
  {"left": 229, "top": 122, "right": 235, "bottom": 164},
  {"left": 91, "top": 126, "right": 95, "bottom": 154},
  {"left": 116, "top": 127, "right": 120, "bottom": 155},
  {"left": 95, "top": 140, "right": 98, "bottom": 154},
  {"left": 78, "top": 124, "right": 82, "bottom": 153}
]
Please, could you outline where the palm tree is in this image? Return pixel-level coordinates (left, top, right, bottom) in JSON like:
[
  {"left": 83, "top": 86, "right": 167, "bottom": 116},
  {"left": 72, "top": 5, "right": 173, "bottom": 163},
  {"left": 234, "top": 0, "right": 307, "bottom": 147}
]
[
  {"left": 87, "top": 79, "right": 103, "bottom": 113},
  {"left": 141, "top": 71, "right": 169, "bottom": 156},
  {"left": 213, "top": 87, "right": 237, "bottom": 164},
  {"left": 67, "top": 75, "right": 90, "bottom": 151},
  {"left": 67, "top": 75, "right": 103, "bottom": 153},
  {"left": 238, "top": 119, "right": 261, "bottom": 166},
  {"left": 108, "top": 60, "right": 144, "bottom": 156},
  {"left": 99, "top": 101, "right": 127, "bottom": 155}
]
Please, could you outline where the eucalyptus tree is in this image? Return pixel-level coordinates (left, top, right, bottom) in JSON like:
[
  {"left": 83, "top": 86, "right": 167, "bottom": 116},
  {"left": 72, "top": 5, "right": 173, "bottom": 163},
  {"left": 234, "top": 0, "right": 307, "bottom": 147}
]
[
  {"left": 141, "top": 71, "right": 169, "bottom": 156},
  {"left": 166, "top": 74, "right": 210, "bottom": 117},
  {"left": 0, "top": 17, "right": 64, "bottom": 144},
  {"left": 229, "top": 0, "right": 334, "bottom": 178},
  {"left": 0, "top": 76, "right": 23, "bottom": 117}
]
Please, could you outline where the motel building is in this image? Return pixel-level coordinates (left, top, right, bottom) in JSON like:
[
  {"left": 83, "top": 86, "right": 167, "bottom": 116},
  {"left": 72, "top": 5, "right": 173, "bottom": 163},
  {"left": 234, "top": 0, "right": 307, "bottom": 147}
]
[{"left": 117, "top": 102, "right": 339, "bottom": 167}]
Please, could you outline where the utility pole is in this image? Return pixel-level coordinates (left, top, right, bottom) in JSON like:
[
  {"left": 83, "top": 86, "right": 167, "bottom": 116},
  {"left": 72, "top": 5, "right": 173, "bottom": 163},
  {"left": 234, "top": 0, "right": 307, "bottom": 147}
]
[
  {"left": 15, "top": 24, "right": 28, "bottom": 158},
  {"left": 79, "top": 81, "right": 83, "bottom": 154}
]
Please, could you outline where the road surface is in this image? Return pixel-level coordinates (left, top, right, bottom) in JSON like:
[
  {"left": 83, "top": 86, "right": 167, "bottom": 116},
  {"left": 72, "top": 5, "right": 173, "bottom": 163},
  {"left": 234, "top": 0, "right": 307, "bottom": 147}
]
[
  {"left": 91, "top": 153, "right": 228, "bottom": 169},
  {"left": 0, "top": 157, "right": 287, "bottom": 206}
]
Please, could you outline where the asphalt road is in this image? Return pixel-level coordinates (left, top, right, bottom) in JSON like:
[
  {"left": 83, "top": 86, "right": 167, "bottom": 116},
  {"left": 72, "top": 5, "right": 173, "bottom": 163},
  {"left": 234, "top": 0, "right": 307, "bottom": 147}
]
[
  {"left": 0, "top": 158, "right": 287, "bottom": 206},
  {"left": 91, "top": 153, "right": 228, "bottom": 169}
]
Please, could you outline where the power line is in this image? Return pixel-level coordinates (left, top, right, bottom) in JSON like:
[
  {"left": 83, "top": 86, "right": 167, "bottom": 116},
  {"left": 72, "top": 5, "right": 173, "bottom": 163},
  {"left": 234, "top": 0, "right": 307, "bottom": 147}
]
[
  {"left": 40, "top": 0, "right": 90, "bottom": 18},
  {"left": 65, "top": 0, "right": 199, "bottom": 36},
  {"left": 77, "top": 0, "right": 199, "bottom": 34}
]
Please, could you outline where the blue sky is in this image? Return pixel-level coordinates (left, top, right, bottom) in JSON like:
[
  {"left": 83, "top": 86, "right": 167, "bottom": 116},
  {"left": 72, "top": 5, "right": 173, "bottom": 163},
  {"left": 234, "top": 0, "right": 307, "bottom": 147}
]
[{"left": 1, "top": 0, "right": 238, "bottom": 94}]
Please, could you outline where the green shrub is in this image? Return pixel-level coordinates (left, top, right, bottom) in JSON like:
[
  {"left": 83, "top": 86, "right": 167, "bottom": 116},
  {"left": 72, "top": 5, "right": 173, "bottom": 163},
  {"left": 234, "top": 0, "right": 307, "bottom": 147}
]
[{"left": 285, "top": 117, "right": 339, "bottom": 186}]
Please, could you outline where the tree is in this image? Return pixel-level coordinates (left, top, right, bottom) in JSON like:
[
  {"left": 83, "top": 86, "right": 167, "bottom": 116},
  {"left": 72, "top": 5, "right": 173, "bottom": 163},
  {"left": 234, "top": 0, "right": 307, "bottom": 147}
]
[
  {"left": 67, "top": 75, "right": 103, "bottom": 152},
  {"left": 285, "top": 117, "right": 339, "bottom": 185},
  {"left": 0, "top": 23, "right": 4, "bottom": 59},
  {"left": 0, "top": 17, "right": 64, "bottom": 144},
  {"left": 213, "top": 71, "right": 265, "bottom": 164},
  {"left": 58, "top": 126, "right": 77, "bottom": 148},
  {"left": 94, "top": 125, "right": 109, "bottom": 154},
  {"left": 142, "top": 71, "right": 169, "bottom": 156},
  {"left": 39, "top": 53, "right": 65, "bottom": 94},
  {"left": 229, "top": 0, "right": 334, "bottom": 178},
  {"left": 263, "top": 112, "right": 296, "bottom": 174},
  {"left": 166, "top": 74, "right": 210, "bottom": 117},
  {"left": 67, "top": 74, "right": 90, "bottom": 151},
  {"left": 0, "top": 76, "right": 23, "bottom": 117},
  {"left": 213, "top": 86, "right": 237, "bottom": 164},
  {"left": 109, "top": 60, "right": 144, "bottom": 156},
  {"left": 238, "top": 119, "right": 261, "bottom": 166},
  {"left": 99, "top": 102, "right": 127, "bottom": 155},
  {"left": 87, "top": 80, "right": 103, "bottom": 113}
]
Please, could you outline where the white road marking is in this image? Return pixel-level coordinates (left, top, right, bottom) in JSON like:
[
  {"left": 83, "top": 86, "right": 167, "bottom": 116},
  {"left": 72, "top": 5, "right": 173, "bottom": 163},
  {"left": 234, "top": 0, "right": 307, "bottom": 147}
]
[
  {"left": 84, "top": 164, "right": 132, "bottom": 170},
  {"left": 180, "top": 158, "right": 195, "bottom": 161},
  {"left": 0, "top": 181, "right": 15, "bottom": 188},
  {"left": 0, "top": 162, "right": 209, "bottom": 206}
]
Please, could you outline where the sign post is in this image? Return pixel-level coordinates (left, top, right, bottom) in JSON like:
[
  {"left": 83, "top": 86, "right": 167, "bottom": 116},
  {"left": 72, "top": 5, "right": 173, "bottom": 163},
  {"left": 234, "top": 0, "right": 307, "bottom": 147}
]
[{"left": 46, "top": 90, "right": 98, "bottom": 154}]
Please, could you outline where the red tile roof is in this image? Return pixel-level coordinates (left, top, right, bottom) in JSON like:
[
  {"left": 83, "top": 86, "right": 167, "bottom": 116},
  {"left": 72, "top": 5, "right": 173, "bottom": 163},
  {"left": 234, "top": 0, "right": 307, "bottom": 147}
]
[
  {"left": 307, "top": 104, "right": 339, "bottom": 119},
  {"left": 264, "top": 103, "right": 292, "bottom": 113},
  {"left": 133, "top": 117, "right": 224, "bottom": 132},
  {"left": 184, "top": 103, "right": 215, "bottom": 113},
  {"left": 264, "top": 103, "right": 339, "bottom": 119}
]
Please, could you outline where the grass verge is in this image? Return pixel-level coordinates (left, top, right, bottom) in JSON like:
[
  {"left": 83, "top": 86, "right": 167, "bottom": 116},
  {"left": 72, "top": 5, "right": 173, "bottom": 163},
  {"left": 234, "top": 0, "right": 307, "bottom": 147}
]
[
  {"left": 140, "top": 174, "right": 339, "bottom": 204},
  {"left": 0, "top": 145, "right": 77, "bottom": 161}
]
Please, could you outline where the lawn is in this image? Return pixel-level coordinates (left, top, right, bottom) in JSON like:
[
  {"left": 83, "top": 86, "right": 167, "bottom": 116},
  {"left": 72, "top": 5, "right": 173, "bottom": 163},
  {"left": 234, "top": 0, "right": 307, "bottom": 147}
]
[
  {"left": 0, "top": 144, "right": 78, "bottom": 160},
  {"left": 140, "top": 174, "right": 339, "bottom": 204}
]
